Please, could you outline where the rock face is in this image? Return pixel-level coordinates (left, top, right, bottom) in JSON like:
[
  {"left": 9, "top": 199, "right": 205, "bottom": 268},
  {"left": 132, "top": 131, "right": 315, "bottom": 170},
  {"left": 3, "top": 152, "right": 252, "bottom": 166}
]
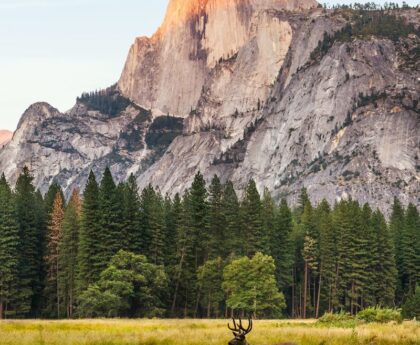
[
  {"left": 0, "top": 2, "right": 419, "bottom": 212},
  {"left": 0, "top": 130, "right": 13, "bottom": 147}
]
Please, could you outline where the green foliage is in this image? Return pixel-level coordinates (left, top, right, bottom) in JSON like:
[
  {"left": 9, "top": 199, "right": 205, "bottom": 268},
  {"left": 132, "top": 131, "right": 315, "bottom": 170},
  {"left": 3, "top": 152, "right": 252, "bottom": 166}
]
[
  {"left": 223, "top": 253, "right": 286, "bottom": 318},
  {"left": 318, "top": 311, "right": 357, "bottom": 328},
  {"left": 197, "top": 257, "right": 225, "bottom": 318},
  {"left": 14, "top": 167, "right": 46, "bottom": 317},
  {"left": 402, "top": 286, "right": 420, "bottom": 319},
  {"left": 78, "top": 250, "right": 168, "bottom": 318},
  {"left": 0, "top": 174, "right": 19, "bottom": 319},
  {"left": 310, "top": 9, "right": 420, "bottom": 63},
  {"left": 356, "top": 307, "right": 402, "bottom": 324},
  {"left": 145, "top": 115, "right": 184, "bottom": 155},
  {"left": 77, "top": 171, "right": 101, "bottom": 290},
  {"left": 77, "top": 85, "right": 131, "bottom": 117}
]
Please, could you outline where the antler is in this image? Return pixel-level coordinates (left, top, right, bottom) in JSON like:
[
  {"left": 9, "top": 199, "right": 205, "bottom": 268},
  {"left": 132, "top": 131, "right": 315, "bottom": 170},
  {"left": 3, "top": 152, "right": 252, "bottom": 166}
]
[{"left": 228, "top": 318, "right": 253, "bottom": 336}]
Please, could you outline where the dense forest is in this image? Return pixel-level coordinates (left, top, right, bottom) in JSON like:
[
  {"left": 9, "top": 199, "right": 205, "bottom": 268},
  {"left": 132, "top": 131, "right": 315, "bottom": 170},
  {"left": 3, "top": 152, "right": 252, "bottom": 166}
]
[{"left": 0, "top": 168, "right": 418, "bottom": 319}]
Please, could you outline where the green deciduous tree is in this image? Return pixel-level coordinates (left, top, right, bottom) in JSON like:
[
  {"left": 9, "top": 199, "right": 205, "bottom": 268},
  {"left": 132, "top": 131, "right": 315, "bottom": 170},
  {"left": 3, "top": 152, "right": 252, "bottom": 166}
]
[
  {"left": 78, "top": 250, "right": 168, "bottom": 318},
  {"left": 223, "top": 252, "right": 285, "bottom": 318}
]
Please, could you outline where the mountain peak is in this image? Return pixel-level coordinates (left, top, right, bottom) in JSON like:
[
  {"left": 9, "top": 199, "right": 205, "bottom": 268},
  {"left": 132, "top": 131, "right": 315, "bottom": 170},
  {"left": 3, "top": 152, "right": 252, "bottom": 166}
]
[
  {"left": 0, "top": 130, "right": 13, "bottom": 147},
  {"left": 159, "top": 0, "right": 318, "bottom": 34}
]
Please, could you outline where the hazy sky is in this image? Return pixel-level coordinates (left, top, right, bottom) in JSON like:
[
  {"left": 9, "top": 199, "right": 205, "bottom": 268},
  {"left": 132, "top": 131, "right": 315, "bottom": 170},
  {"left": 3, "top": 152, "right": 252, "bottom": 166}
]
[{"left": 0, "top": 0, "right": 418, "bottom": 131}]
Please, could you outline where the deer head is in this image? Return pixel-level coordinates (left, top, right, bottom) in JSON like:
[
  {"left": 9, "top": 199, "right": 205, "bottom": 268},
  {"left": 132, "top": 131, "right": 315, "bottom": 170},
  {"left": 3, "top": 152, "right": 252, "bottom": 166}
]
[{"left": 228, "top": 318, "right": 253, "bottom": 345}]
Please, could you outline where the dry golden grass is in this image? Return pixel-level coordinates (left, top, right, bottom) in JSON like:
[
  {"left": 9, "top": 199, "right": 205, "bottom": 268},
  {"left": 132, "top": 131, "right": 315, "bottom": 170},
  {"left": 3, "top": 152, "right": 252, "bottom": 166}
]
[{"left": 0, "top": 319, "right": 418, "bottom": 345}]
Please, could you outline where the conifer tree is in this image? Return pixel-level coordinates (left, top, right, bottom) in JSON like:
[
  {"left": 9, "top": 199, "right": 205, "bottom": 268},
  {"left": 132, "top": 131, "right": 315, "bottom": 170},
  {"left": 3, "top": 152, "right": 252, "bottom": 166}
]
[
  {"left": 44, "top": 183, "right": 64, "bottom": 216},
  {"left": 98, "top": 167, "right": 124, "bottom": 271},
  {"left": 207, "top": 175, "right": 225, "bottom": 259},
  {"left": 44, "top": 192, "right": 65, "bottom": 318},
  {"left": 401, "top": 204, "right": 419, "bottom": 294},
  {"left": 14, "top": 167, "right": 45, "bottom": 317},
  {"left": 301, "top": 201, "right": 318, "bottom": 318},
  {"left": 261, "top": 188, "right": 276, "bottom": 255},
  {"left": 272, "top": 199, "right": 293, "bottom": 290},
  {"left": 360, "top": 203, "right": 377, "bottom": 308},
  {"left": 221, "top": 181, "right": 242, "bottom": 257},
  {"left": 121, "top": 175, "right": 142, "bottom": 254},
  {"left": 372, "top": 209, "right": 397, "bottom": 306},
  {"left": 189, "top": 172, "right": 208, "bottom": 266},
  {"left": 241, "top": 179, "right": 262, "bottom": 256},
  {"left": 389, "top": 198, "right": 405, "bottom": 303},
  {"left": 149, "top": 190, "right": 165, "bottom": 266},
  {"left": 0, "top": 174, "right": 19, "bottom": 319},
  {"left": 77, "top": 171, "right": 101, "bottom": 291},
  {"left": 315, "top": 199, "right": 335, "bottom": 316},
  {"left": 59, "top": 190, "right": 81, "bottom": 318}
]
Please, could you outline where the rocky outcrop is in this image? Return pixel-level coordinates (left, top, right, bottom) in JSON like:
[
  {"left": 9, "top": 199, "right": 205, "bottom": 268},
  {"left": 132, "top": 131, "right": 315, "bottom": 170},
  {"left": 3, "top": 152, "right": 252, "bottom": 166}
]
[
  {"left": 0, "top": 3, "right": 418, "bottom": 212},
  {"left": 0, "top": 130, "right": 13, "bottom": 147}
]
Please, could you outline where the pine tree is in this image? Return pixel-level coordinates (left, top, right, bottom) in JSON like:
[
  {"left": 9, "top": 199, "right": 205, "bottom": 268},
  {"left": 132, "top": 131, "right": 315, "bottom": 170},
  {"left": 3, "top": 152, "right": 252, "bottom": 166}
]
[
  {"left": 401, "top": 204, "right": 419, "bottom": 294},
  {"left": 301, "top": 201, "right": 319, "bottom": 318},
  {"left": 261, "top": 188, "right": 276, "bottom": 255},
  {"left": 315, "top": 199, "right": 336, "bottom": 316},
  {"left": 77, "top": 171, "right": 101, "bottom": 291},
  {"left": 360, "top": 203, "right": 378, "bottom": 308},
  {"left": 121, "top": 174, "right": 142, "bottom": 254},
  {"left": 222, "top": 181, "right": 242, "bottom": 257},
  {"left": 59, "top": 190, "right": 81, "bottom": 318},
  {"left": 43, "top": 192, "right": 65, "bottom": 318},
  {"left": 189, "top": 172, "right": 208, "bottom": 266},
  {"left": 241, "top": 179, "right": 262, "bottom": 256},
  {"left": 14, "top": 167, "right": 44, "bottom": 317},
  {"left": 272, "top": 199, "right": 294, "bottom": 290},
  {"left": 97, "top": 167, "right": 124, "bottom": 271},
  {"left": 149, "top": 189, "right": 165, "bottom": 265},
  {"left": 372, "top": 209, "right": 397, "bottom": 306},
  {"left": 207, "top": 175, "right": 225, "bottom": 259},
  {"left": 0, "top": 174, "right": 19, "bottom": 319},
  {"left": 389, "top": 198, "right": 405, "bottom": 304},
  {"left": 44, "top": 183, "right": 64, "bottom": 216}
]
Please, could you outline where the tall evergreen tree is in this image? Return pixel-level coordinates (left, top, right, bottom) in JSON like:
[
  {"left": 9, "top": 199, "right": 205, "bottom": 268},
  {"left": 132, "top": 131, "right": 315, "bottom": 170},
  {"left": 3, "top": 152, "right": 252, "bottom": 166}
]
[
  {"left": 222, "top": 181, "right": 242, "bottom": 257},
  {"left": 372, "top": 209, "right": 397, "bottom": 306},
  {"left": 43, "top": 192, "right": 65, "bottom": 318},
  {"left": 59, "top": 190, "right": 81, "bottom": 318},
  {"left": 0, "top": 174, "right": 19, "bottom": 319},
  {"left": 401, "top": 204, "right": 419, "bottom": 294},
  {"left": 272, "top": 199, "right": 294, "bottom": 290},
  {"left": 14, "top": 167, "right": 44, "bottom": 317},
  {"left": 77, "top": 171, "right": 101, "bottom": 291},
  {"left": 189, "top": 172, "right": 208, "bottom": 266},
  {"left": 389, "top": 198, "right": 405, "bottom": 303},
  {"left": 207, "top": 175, "right": 225, "bottom": 259},
  {"left": 121, "top": 174, "right": 142, "bottom": 254},
  {"left": 261, "top": 188, "right": 276, "bottom": 255},
  {"left": 241, "top": 179, "right": 262, "bottom": 256},
  {"left": 98, "top": 167, "right": 124, "bottom": 271}
]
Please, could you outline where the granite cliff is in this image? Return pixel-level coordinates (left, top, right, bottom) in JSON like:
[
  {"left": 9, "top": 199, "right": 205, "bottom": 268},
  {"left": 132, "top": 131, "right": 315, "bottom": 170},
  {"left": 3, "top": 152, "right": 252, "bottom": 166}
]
[{"left": 0, "top": 1, "right": 418, "bottom": 211}]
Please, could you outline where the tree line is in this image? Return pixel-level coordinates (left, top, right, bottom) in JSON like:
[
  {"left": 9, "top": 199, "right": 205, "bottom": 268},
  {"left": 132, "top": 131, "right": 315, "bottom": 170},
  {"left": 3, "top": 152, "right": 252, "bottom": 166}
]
[{"left": 0, "top": 167, "right": 418, "bottom": 319}]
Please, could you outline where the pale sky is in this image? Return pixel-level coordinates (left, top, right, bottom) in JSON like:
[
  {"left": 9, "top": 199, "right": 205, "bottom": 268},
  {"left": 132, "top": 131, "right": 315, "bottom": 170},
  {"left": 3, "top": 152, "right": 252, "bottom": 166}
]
[{"left": 0, "top": 0, "right": 418, "bottom": 131}]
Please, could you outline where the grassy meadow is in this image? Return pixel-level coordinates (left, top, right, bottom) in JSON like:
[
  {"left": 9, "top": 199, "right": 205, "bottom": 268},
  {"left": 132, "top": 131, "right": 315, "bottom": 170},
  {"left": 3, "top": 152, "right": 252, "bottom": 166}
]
[{"left": 0, "top": 319, "right": 419, "bottom": 345}]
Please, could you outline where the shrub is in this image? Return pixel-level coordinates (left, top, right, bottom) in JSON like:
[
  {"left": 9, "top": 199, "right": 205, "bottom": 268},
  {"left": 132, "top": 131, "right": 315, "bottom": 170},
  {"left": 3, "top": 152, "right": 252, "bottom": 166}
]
[
  {"left": 356, "top": 307, "right": 403, "bottom": 324},
  {"left": 318, "top": 311, "right": 357, "bottom": 327}
]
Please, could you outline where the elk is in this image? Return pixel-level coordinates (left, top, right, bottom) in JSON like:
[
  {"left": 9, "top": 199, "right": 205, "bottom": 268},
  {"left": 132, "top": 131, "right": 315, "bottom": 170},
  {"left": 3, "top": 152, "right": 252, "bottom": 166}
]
[{"left": 227, "top": 318, "right": 296, "bottom": 345}]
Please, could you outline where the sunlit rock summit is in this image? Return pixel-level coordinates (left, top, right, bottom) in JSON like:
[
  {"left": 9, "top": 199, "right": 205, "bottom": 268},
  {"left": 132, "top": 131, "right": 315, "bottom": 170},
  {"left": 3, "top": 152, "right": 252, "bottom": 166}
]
[{"left": 0, "top": 0, "right": 418, "bottom": 211}]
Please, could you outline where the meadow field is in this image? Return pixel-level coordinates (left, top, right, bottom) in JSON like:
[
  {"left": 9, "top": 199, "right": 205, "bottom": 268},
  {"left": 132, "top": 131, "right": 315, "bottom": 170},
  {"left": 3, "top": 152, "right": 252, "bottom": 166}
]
[{"left": 0, "top": 319, "right": 419, "bottom": 345}]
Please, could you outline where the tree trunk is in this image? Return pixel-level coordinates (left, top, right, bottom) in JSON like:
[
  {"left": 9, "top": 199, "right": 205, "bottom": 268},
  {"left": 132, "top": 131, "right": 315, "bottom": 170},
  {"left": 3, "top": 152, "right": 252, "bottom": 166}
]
[
  {"left": 171, "top": 250, "right": 185, "bottom": 316},
  {"left": 292, "top": 266, "right": 296, "bottom": 318},
  {"left": 316, "top": 266, "right": 322, "bottom": 319},
  {"left": 0, "top": 300, "right": 3, "bottom": 320},
  {"left": 303, "top": 261, "right": 308, "bottom": 319}
]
